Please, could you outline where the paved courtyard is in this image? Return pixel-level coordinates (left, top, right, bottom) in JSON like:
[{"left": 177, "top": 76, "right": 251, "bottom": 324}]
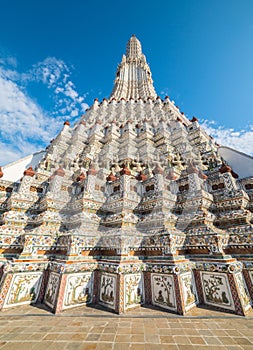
[{"left": 0, "top": 304, "right": 252, "bottom": 350}]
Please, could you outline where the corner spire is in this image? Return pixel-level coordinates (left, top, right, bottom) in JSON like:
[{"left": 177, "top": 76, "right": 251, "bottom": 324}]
[{"left": 110, "top": 35, "right": 157, "bottom": 101}]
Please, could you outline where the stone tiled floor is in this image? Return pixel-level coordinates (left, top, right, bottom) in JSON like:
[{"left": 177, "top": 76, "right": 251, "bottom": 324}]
[{"left": 0, "top": 304, "right": 253, "bottom": 349}]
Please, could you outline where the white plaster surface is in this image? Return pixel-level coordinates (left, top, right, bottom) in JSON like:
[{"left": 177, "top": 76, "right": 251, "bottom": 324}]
[
  {"left": 219, "top": 146, "right": 253, "bottom": 179},
  {"left": 2, "top": 150, "right": 45, "bottom": 182}
]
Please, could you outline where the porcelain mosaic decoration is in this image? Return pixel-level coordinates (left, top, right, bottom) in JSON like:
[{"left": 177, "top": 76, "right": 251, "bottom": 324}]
[
  {"left": 200, "top": 272, "right": 235, "bottom": 310},
  {"left": 44, "top": 272, "right": 60, "bottom": 309},
  {"left": 4, "top": 272, "right": 42, "bottom": 308},
  {"left": 99, "top": 273, "right": 116, "bottom": 310},
  {"left": 180, "top": 272, "right": 197, "bottom": 311},
  {"left": 0, "top": 35, "right": 253, "bottom": 315},
  {"left": 63, "top": 272, "right": 93, "bottom": 309},
  {"left": 151, "top": 273, "right": 177, "bottom": 311},
  {"left": 124, "top": 273, "right": 144, "bottom": 310}
]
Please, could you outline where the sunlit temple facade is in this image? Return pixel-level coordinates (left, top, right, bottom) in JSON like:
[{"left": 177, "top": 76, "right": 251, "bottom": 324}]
[{"left": 0, "top": 35, "right": 253, "bottom": 315}]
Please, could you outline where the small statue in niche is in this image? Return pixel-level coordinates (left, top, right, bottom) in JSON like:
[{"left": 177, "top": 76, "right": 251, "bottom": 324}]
[
  {"left": 136, "top": 287, "right": 142, "bottom": 303},
  {"left": 173, "top": 153, "right": 184, "bottom": 171},
  {"left": 167, "top": 151, "right": 173, "bottom": 168},
  {"left": 157, "top": 290, "right": 164, "bottom": 303},
  {"left": 221, "top": 291, "right": 229, "bottom": 304},
  {"left": 44, "top": 158, "right": 51, "bottom": 171},
  {"left": 108, "top": 290, "right": 114, "bottom": 302}
]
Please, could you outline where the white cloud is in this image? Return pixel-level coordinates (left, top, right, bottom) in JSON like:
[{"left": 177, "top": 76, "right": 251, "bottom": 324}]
[
  {"left": 160, "top": 88, "right": 169, "bottom": 97},
  {"left": 23, "top": 57, "right": 69, "bottom": 86},
  {"left": 22, "top": 57, "right": 89, "bottom": 116},
  {"left": 201, "top": 120, "right": 253, "bottom": 156},
  {"left": 0, "top": 56, "right": 17, "bottom": 68},
  {"left": 0, "top": 141, "right": 24, "bottom": 165},
  {"left": 0, "top": 56, "right": 89, "bottom": 165},
  {"left": 0, "top": 70, "right": 63, "bottom": 164}
]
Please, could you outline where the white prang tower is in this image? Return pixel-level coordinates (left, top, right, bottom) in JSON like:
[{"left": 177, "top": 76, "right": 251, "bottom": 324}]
[{"left": 0, "top": 35, "right": 252, "bottom": 315}]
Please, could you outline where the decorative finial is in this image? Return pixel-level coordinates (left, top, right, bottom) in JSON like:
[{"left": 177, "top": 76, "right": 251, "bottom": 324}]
[
  {"left": 136, "top": 171, "right": 147, "bottom": 182},
  {"left": 54, "top": 166, "right": 65, "bottom": 177},
  {"left": 198, "top": 170, "right": 208, "bottom": 180},
  {"left": 219, "top": 163, "right": 232, "bottom": 174},
  {"left": 120, "top": 164, "right": 131, "bottom": 176},
  {"left": 76, "top": 172, "right": 86, "bottom": 182},
  {"left": 152, "top": 163, "right": 164, "bottom": 175},
  {"left": 24, "top": 166, "right": 35, "bottom": 177},
  {"left": 106, "top": 172, "right": 117, "bottom": 182},
  {"left": 88, "top": 163, "right": 97, "bottom": 176}
]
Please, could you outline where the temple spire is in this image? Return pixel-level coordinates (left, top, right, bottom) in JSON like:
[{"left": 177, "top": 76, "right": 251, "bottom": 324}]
[
  {"left": 126, "top": 34, "right": 142, "bottom": 58},
  {"left": 110, "top": 35, "right": 157, "bottom": 101}
]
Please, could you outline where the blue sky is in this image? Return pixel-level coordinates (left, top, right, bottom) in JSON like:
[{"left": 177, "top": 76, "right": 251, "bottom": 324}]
[{"left": 0, "top": 0, "right": 253, "bottom": 164}]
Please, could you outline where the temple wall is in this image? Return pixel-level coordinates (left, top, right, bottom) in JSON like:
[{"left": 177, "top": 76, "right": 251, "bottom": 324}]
[{"left": 0, "top": 262, "right": 252, "bottom": 315}]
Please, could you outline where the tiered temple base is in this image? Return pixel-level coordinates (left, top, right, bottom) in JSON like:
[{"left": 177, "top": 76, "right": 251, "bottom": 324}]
[{"left": 0, "top": 256, "right": 252, "bottom": 315}]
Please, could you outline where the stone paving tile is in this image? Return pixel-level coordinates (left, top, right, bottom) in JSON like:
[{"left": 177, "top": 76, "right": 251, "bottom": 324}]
[
  {"left": 128, "top": 345, "right": 145, "bottom": 350},
  {"left": 131, "top": 327, "right": 144, "bottom": 334},
  {"left": 144, "top": 333, "right": 160, "bottom": 343},
  {"left": 160, "top": 335, "right": 175, "bottom": 344},
  {"left": 239, "top": 329, "right": 253, "bottom": 336},
  {"left": 203, "top": 336, "right": 223, "bottom": 345},
  {"left": 70, "top": 333, "right": 89, "bottom": 341},
  {"left": 188, "top": 336, "right": 206, "bottom": 345},
  {"left": 85, "top": 333, "right": 101, "bottom": 341},
  {"left": 96, "top": 343, "right": 114, "bottom": 350},
  {"left": 183, "top": 329, "right": 201, "bottom": 336},
  {"left": 113, "top": 343, "right": 129, "bottom": 350},
  {"left": 100, "top": 333, "right": 116, "bottom": 342},
  {"left": 115, "top": 334, "right": 131, "bottom": 343},
  {"left": 147, "top": 345, "right": 163, "bottom": 350},
  {"left": 1, "top": 342, "right": 40, "bottom": 350},
  {"left": 103, "top": 327, "right": 118, "bottom": 333},
  {"left": 117, "top": 327, "right": 132, "bottom": 334},
  {"left": 234, "top": 337, "right": 253, "bottom": 345},
  {"left": 81, "top": 344, "right": 97, "bottom": 350},
  {"left": 219, "top": 336, "right": 243, "bottom": 345},
  {"left": 43, "top": 333, "right": 60, "bottom": 340},
  {"left": 131, "top": 334, "right": 145, "bottom": 342},
  {"left": 198, "top": 329, "right": 214, "bottom": 336},
  {"left": 177, "top": 347, "right": 208, "bottom": 350},
  {"left": 212, "top": 329, "right": 232, "bottom": 337},
  {"left": 173, "top": 335, "right": 191, "bottom": 345},
  {"left": 65, "top": 342, "right": 82, "bottom": 350}
]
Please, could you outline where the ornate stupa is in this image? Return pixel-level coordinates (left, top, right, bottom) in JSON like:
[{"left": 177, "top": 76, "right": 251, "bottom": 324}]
[{"left": 0, "top": 35, "right": 253, "bottom": 315}]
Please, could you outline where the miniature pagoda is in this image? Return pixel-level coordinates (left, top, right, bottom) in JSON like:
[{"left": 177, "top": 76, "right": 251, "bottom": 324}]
[{"left": 0, "top": 35, "right": 252, "bottom": 315}]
